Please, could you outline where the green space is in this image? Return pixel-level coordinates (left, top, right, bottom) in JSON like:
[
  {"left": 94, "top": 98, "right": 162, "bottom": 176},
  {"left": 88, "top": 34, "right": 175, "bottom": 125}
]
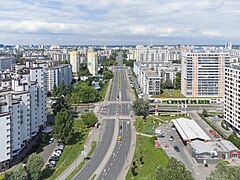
[
  {"left": 135, "top": 115, "right": 191, "bottom": 135},
  {"left": 0, "top": 174, "right": 3, "bottom": 180},
  {"left": 66, "top": 141, "right": 97, "bottom": 180},
  {"left": 41, "top": 120, "right": 89, "bottom": 180},
  {"left": 126, "top": 136, "right": 168, "bottom": 179},
  {"left": 152, "top": 90, "right": 185, "bottom": 99},
  {"left": 118, "top": 72, "right": 121, "bottom": 90},
  {"left": 98, "top": 84, "right": 108, "bottom": 100}
]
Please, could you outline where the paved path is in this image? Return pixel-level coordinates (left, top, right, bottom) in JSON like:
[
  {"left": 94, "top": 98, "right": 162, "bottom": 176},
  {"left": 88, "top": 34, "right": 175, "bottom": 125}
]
[
  {"left": 56, "top": 127, "right": 99, "bottom": 180},
  {"left": 136, "top": 132, "right": 155, "bottom": 137},
  {"left": 40, "top": 140, "right": 57, "bottom": 166}
]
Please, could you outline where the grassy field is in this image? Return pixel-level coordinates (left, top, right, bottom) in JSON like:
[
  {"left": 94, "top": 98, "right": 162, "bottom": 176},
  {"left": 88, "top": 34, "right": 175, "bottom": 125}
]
[
  {"left": 98, "top": 84, "right": 108, "bottom": 100},
  {"left": 66, "top": 141, "right": 97, "bottom": 180},
  {"left": 0, "top": 174, "right": 3, "bottom": 180},
  {"left": 135, "top": 115, "right": 191, "bottom": 135},
  {"left": 152, "top": 90, "right": 186, "bottom": 98},
  {"left": 41, "top": 120, "right": 89, "bottom": 180},
  {"left": 126, "top": 136, "right": 168, "bottom": 179}
]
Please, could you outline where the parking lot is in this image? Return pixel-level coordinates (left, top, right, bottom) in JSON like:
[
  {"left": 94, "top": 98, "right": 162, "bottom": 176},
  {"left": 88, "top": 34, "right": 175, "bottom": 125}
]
[{"left": 158, "top": 123, "right": 216, "bottom": 180}]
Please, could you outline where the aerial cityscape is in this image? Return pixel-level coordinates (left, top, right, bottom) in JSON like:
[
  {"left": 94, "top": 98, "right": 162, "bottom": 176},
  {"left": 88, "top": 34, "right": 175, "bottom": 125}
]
[{"left": 0, "top": 1, "right": 240, "bottom": 180}]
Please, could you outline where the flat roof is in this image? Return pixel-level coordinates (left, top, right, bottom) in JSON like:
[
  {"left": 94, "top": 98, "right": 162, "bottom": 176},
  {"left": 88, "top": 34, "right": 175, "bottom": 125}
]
[{"left": 172, "top": 118, "right": 211, "bottom": 142}]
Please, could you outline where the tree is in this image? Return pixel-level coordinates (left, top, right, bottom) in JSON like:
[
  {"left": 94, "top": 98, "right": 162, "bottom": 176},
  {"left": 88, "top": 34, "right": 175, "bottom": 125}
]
[
  {"left": 26, "top": 153, "right": 44, "bottom": 180},
  {"left": 77, "top": 85, "right": 98, "bottom": 103},
  {"left": 162, "top": 80, "right": 174, "bottom": 89},
  {"left": 202, "top": 109, "right": 208, "bottom": 117},
  {"left": 133, "top": 98, "right": 149, "bottom": 117},
  {"left": 207, "top": 161, "right": 240, "bottom": 180},
  {"left": 103, "top": 70, "right": 113, "bottom": 80},
  {"left": 51, "top": 96, "right": 68, "bottom": 115},
  {"left": 53, "top": 110, "right": 74, "bottom": 144},
  {"left": 4, "top": 170, "right": 15, "bottom": 180},
  {"left": 81, "top": 112, "right": 98, "bottom": 127},
  {"left": 13, "top": 163, "right": 27, "bottom": 180},
  {"left": 156, "top": 157, "right": 194, "bottom": 180},
  {"left": 174, "top": 72, "right": 181, "bottom": 90}
]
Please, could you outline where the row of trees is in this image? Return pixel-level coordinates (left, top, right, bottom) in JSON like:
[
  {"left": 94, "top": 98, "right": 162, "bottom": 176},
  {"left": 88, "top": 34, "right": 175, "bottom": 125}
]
[
  {"left": 4, "top": 153, "right": 43, "bottom": 180},
  {"left": 156, "top": 157, "right": 194, "bottom": 180}
]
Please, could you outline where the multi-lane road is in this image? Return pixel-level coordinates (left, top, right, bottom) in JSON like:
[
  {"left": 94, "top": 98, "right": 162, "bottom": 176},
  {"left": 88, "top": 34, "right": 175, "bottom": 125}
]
[{"left": 73, "top": 52, "right": 133, "bottom": 180}]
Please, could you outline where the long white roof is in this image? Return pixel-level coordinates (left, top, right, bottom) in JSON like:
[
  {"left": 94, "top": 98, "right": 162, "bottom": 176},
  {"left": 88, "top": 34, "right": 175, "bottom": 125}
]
[{"left": 172, "top": 118, "right": 211, "bottom": 141}]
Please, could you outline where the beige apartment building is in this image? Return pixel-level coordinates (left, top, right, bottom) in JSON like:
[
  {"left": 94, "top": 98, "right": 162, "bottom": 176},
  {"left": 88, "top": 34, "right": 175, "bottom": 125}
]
[{"left": 181, "top": 52, "right": 230, "bottom": 97}]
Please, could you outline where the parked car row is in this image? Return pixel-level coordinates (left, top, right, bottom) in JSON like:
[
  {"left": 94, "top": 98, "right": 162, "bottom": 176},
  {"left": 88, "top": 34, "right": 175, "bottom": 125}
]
[{"left": 46, "top": 143, "right": 65, "bottom": 168}]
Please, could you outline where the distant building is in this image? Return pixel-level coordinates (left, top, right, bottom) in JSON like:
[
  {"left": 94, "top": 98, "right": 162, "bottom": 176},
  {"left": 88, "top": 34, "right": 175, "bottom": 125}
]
[
  {"left": 181, "top": 52, "right": 230, "bottom": 98},
  {"left": 87, "top": 51, "right": 98, "bottom": 76},
  {"left": 225, "top": 63, "right": 240, "bottom": 134},
  {"left": 0, "top": 56, "right": 16, "bottom": 70},
  {"left": 70, "top": 51, "right": 80, "bottom": 74}
]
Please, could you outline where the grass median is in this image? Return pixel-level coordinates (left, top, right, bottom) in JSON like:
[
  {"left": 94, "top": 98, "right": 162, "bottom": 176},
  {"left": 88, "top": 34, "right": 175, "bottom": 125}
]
[{"left": 41, "top": 120, "right": 90, "bottom": 180}]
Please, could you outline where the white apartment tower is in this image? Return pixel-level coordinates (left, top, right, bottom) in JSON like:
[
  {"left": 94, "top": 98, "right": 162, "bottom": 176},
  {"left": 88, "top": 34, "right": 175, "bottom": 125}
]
[
  {"left": 0, "top": 67, "right": 47, "bottom": 171},
  {"left": 87, "top": 51, "right": 98, "bottom": 76},
  {"left": 70, "top": 51, "right": 80, "bottom": 74},
  {"left": 225, "top": 63, "right": 240, "bottom": 134}
]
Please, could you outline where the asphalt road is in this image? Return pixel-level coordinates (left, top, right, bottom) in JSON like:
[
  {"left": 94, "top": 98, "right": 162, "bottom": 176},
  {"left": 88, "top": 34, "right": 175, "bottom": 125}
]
[
  {"left": 98, "top": 120, "right": 131, "bottom": 180},
  {"left": 74, "top": 52, "right": 133, "bottom": 180},
  {"left": 73, "top": 119, "right": 115, "bottom": 180}
]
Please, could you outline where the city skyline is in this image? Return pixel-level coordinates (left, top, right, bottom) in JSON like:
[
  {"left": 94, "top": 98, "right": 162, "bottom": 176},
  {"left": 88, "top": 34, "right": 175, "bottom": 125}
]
[{"left": 1, "top": 0, "right": 240, "bottom": 45}]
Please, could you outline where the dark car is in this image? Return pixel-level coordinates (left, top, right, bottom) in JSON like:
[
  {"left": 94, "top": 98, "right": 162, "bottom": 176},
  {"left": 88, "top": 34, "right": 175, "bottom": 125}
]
[{"left": 174, "top": 146, "right": 180, "bottom": 152}]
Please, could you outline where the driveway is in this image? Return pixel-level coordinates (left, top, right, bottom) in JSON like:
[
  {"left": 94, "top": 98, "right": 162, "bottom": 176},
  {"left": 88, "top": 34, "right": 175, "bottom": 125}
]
[{"left": 40, "top": 140, "right": 57, "bottom": 165}]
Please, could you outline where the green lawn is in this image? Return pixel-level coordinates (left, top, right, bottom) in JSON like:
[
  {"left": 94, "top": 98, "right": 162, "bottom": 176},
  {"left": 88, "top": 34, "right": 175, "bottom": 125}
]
[
  {"left": 152, "top": 90, "right": 186, "bottom": 98},
  {"left": 126, "top": 136, "right": 168, "bottom": 179},
  {"left": 135, "top": 115, "right": 191, "bottom": 135},
  {"left": 99, "top": 84, "right": 108, "bottom": 100},
  {"left": 41, "top": 120, "right": 89, "bottom": 180}
]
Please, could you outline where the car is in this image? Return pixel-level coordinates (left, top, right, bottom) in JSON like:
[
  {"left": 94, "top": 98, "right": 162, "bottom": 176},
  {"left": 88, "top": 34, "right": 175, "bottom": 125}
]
[
  {"left": 174, "top": 146, "right": 180, "bottom": 152},
  {"left": 169, "top": 136, "right": 174, "bottom": 141},
  {"left": 120, "top": 125, "right": 122, "bottom": 129},
  {"left": 55, "top": 150, "right": 62, "bottom": 155},
  {"left": 118, "top": 136, "right": 122, "bottom": 141}
]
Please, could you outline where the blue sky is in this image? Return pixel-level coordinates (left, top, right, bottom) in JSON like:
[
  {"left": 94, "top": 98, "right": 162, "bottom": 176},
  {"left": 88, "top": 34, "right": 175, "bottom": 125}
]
[{"left": 0, "top": 0, "right": 240, "bottom": 45}]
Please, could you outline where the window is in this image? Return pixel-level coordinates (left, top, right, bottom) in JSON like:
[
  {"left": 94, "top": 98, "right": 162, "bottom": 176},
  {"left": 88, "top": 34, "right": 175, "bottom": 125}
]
[{"left": 232, "top": 153, "right": 238, "bottom": 158}]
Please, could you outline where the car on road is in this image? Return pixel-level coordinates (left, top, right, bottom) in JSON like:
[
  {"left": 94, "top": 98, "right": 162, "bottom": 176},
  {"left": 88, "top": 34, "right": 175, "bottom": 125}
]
[
  {"left": 174, "top": 146, "right": 180, "bottom": 152},
  {"left": 169, "top": 136, "right": 174, "bottom": 141},
  {"left": 118, "top": 136, "right": 122, "bottom": 141}
]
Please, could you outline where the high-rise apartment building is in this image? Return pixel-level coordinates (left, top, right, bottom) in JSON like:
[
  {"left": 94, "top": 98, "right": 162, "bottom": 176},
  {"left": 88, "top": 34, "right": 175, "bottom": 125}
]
[
  {"left": 225, "top": 64, "right": 240, "bottom": 134},
  {"left": 0, "top": 67, "right": 47, "bottom": 171},
  {"left": 87, "top": 51, "right": 98, "bottom": 76},
  {"left": 181, "top": 52, "right": 230, "bottom": 97},
  {"left": 46, "top": 64, "right": 72, "bottom": 92},
  {"left": 70, "top": 51, "right": 80, "bottom": 74}
]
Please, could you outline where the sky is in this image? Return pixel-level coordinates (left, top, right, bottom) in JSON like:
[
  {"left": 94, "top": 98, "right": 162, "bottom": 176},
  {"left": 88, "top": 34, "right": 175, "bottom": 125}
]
[{"left": 0, "top": 0, "right": 240, "bottom": 45}]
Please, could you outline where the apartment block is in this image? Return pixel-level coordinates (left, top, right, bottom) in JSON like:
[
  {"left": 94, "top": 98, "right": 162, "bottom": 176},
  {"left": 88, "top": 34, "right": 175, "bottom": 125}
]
[
  {"left": 181, "top": 52, "right": 230, "bottom": 97},
  {"left": 225, "top": 63, "right": 240, "bottom": 134},
  {"left": 45, "top": 64, "right": 72, "bottom": 92},
  {"left": 0, "top": 67, "right": 47, "bottom": 171},
  {"left": 70, "top": 51, "right": 80, "bottom": 74},
  {"left": 87, "top": 51, "right": 98, "bottom": 76}
]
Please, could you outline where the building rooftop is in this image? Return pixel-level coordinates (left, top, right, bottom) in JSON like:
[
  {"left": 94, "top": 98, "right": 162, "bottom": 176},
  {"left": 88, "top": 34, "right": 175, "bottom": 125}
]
[
  {"left": 172, "top": 118, "right": 211, "bottom": 142},
  {"left": 190, "top": 140, "right": 239, "bottom": 154}
]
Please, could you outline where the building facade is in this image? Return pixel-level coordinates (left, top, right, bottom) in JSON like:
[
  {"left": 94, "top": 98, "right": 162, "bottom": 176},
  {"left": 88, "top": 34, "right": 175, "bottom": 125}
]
[
  {"left": 225, "top": 63, "right": 240, "bottom": 134},
  {"left": 87, "top": 51, "right": 98, "bottom": 76},
  {"left": 70, "top": 51, "right": 80, "bottom": 74},
  {"left": 0, "top": 68, "right": 47, "bottom": 171},
  {"left": 181, "top": 52, "right": 230, "bottom": 97}
]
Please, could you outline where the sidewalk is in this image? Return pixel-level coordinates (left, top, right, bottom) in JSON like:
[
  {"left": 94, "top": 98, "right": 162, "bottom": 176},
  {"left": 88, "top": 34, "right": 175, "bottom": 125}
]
[
  {"left": 136, "top": 132, "right": 155, "bottom": 138},
  {"left": 56, "top": 127, "right": 99, "bottom": 180}
]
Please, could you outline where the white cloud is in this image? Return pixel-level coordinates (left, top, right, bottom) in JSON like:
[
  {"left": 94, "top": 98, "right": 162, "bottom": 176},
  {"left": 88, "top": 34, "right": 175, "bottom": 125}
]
[{"left": 0, "top": 0, "right": 240, "bottom": 44}]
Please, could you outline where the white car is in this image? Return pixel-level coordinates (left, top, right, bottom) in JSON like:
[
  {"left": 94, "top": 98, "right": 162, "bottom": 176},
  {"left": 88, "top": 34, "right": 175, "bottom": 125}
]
[{"left": 169, "top": 136, "right": 174, "bottom": 141}]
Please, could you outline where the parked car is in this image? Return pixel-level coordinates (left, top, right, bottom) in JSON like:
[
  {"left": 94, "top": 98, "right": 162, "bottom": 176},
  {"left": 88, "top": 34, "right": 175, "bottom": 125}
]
[
  {"left": 174, "top": 146, "right": 180, "bottom": 152},
  {"left": 169, "top": 136, "right": 174, "bottom": 141},
  {"left": 48, "top": 138, "right": 54, "bottom": 144}
]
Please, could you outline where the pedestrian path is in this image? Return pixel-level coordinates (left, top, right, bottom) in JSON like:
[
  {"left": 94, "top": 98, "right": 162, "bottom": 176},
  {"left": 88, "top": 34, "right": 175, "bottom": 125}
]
[{"left": 56, "top": 128, "right": 99, "bottom": 180}]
